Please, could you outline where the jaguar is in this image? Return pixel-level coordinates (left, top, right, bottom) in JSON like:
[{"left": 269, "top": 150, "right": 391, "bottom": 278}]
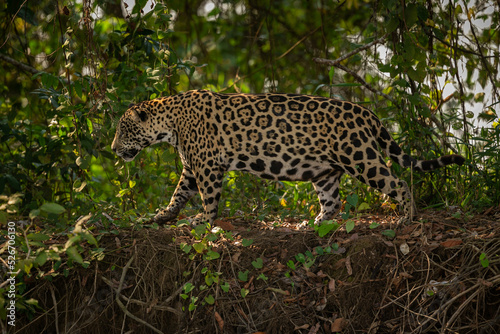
[{"left": 111, "top": 90, "right": 464, "bottom": 225}]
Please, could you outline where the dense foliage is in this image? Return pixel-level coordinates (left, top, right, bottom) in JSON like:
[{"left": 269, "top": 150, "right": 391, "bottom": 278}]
[{"left": 0, "top": 0, "right": 499, "bottom": 322}]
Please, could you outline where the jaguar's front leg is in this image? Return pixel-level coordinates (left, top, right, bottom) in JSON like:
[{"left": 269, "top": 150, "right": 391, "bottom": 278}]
[
  {"left": 189, "top": 168, "right": 224, "bottom": 226},
  {"left": 153, "top": 167, "right": 199, "bottom": 224}
]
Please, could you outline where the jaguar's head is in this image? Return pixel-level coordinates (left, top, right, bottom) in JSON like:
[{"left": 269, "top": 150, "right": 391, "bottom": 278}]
[{"left": 111, "top": 106, "right": 154, "bottom": 162}]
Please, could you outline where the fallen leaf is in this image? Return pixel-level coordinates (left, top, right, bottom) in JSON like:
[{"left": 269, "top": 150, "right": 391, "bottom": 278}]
[
  {"left": 400, "top": 242, "right": 410, "bottom": 255},
  {"left": 215, "top": 219, "right": 235, "bottom": 230},
  {"left": 232, "top": 252, "right": 241, "bottom": 262},
  {"left": 237, "top": 306, "right": 248, "bottom": 321},
  {"left": 308, "top": 323, "right": 321, "bottom": 334},
  {"left": 115, "top": 237, "right": 121, "bottom": 249},
  {"left": 345, "top": 256, "right": 353, "bottom": 276},
  {"left": 294, "top": 324, "right": 309, "bottom": 330},
  {"left": 265, "top": 287, "right": 289, "bottom": 295},
  {"left": 383, "top": 240, "right": 394, "bottom": 247},
  {"left": 401, "top": 224, "right": 418, "bottom": 235},
  {"left": 315, "top": 297, "right": 327, "bottom": 311},
  {"left": 400, "top": 272, "right": 414, "bottom": 279},
  {"left": 316, "top": 270, "right": 327, "bottom": 278},
  {"left": 440, "top": 239, "right": 462, "bottom": 248},
  {"left": 424, "top": 242, "right": 440, "bottom": 252},
  {"left": 331, "top": 318, "right": 347, "bottom": 332},
  {"left": 214, "top": 311, "right": 224, "bottom": 331},
  {"left": 328, "top": 279, "right": 336, "bottom": 292},
  {"left": 306, "top": 271, "right": 317, "bottom": 278}
]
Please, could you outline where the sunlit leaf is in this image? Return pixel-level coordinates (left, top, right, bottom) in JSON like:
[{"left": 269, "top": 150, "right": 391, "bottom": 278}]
[
  {"left": 40, "top": 203, "right": 66, "bottom": 215},
  {"left": 66, "top": 246, "right": 84, "bottom": 264}
]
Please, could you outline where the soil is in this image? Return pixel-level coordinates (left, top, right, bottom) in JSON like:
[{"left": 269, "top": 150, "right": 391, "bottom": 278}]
[{"left": 12, "top": 209, "right": 500, "bottom": 334}]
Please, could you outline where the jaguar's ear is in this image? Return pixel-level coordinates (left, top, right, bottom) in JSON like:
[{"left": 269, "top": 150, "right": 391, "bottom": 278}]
[{"left": 130, "top": 109, "right": 148, "bottom": 122}]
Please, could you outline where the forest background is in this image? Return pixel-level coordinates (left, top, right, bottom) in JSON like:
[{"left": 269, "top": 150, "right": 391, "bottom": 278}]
[{"left": 0, "top": 0, "right": 499, "bottom": 329}]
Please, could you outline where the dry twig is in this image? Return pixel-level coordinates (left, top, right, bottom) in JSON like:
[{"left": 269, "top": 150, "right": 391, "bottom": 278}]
[{"left": 102, "top": 255, "right": 165, "bottom": 334}]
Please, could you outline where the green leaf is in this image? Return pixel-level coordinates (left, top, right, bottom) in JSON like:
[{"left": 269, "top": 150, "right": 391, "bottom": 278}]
[
  {"left": 204, "top": 250, "right": 220, "bottom": 260},
  {"left": 192, "top": 242, "right": 207, "bottom": 253},
  {"left": 41, "top": 73, "right": 59, "bottom": 89},
  {"left": 346, "top": 194, "right": 358, "bottom": 207},
  {"left": 192, "top": 224, "right": 207, "bottom": 237},
  {"left": 328, "top": 66, "right": 335, "bottom": 84},
  {"left": 66, "top": 246, "right": 84, "bottom": 264},
  {"left": 295, "top": 253, "right": 306, "bottom": 263},
  {"left": 132, "top": 0, "right": 149, "bottom": 14},
  {"left": 183, "top": 282, "right": 195, "bottom": 293},
  {"left": 35, "top": 251, "right": 48, "bottom": 266},
  {"left": 180, "top": 243, "right": 192, "bottom": 254},
  {"left": 27, "top": 233, "right": 51, "bottom": 241},
  {"left": 257, "top": 273, "right": 268, "bottom": 281},
  {"left": 240, "top": 288, "right": 249, "bottom": 298},
  {"left": 358, "top": 202, "right": 371, "bottom": 211},
  {"left": 317, "top": 222, "right": 338, "bottom": 237},
  {"left": 404, "top": 3, "right": 418, "bottom": 26},
  {"left": 382, "top": 229, "right": 396, "bottom": 239},
  {"left": 17, "top": 6, "right": 38, "bottom": 26},
  {"left": 74, "top": 81, "right": 83, "bottom": 98},
  {"left": 345, "top": 220, "right": 355, "bottom": 233},
  {"left": 479, "top": 253, "right": 489, "bottom": 268},
  {"left": 157, "top": 30, "right": 172, "bottom": 40},
  {"left": 330, "top": 83, "right": 362, "bottom": 87},
  {"left": 81, "top": 231, "right": 98, "bottom": 246},
  {"left": 220, "top": 282, "right": 229, "bottom": 292},
  {"left": 242, "top": 238, "right": 253, "bottom": 247},
  {"left": 378, "top": 63, "right": 394, "bottom": 73},
  {"left": 29, "top": 209, "right": 40, "bottom": 219},
  {"left": 387, "top": 17, "right": 399, "bottom": 33},
  {"left": 204, "top": 295, "right": 215, "bottom": 305},
  {"left": 251, "top": 257, "right": 263, "bottom": 269},
  {"left": 315, "top": 246, "right": 324, "bottom": 255},
  {"left": 238, "top": 270, "right": 249, "bottom": 282},
  {"left": 24, "top": 298, "right": 40, "bottom": 307},
  {"left": 76, "top": 156, "right": 89, "bottom": 169},
  {"left": 208, "top": 7, "right": 221, "bottom": 17},
  {"left": 40, "top": 202, "right": 66, "bottom": 215}
]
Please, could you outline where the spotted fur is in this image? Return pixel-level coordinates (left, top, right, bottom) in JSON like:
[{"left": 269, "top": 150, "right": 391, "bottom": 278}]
[{"left": 111, "top": 90, "right": 464, "bottom": 225}]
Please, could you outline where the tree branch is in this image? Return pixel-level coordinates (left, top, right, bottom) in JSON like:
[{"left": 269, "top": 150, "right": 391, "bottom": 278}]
[
  {"left": 312, "top": 35, "right": 388, "bottom": 67},
  {"left": 334, "top": 63, "right": 395, "bottom": 103},
  {"left": 312, "top": 35, "right": 394, "bottom": 103},
  {"left": 463, "top": 2, "right": 499, "bottom": 102},
  {"left": 0, "top": 53, "right": 39, "bottom": 75}
]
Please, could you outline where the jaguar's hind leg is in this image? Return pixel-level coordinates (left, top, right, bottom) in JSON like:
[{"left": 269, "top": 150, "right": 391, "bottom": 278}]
[
  {"left": 340, "top": 147, "right": 416, "bottom": 224},
  {"left": 312, "top": 170, "right": 344, "bottom": 225}
]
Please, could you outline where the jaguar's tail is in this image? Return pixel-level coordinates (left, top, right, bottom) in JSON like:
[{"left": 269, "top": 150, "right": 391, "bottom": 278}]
[{"left": 377, "top": 126, "right": 465, "bottom": 172}]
